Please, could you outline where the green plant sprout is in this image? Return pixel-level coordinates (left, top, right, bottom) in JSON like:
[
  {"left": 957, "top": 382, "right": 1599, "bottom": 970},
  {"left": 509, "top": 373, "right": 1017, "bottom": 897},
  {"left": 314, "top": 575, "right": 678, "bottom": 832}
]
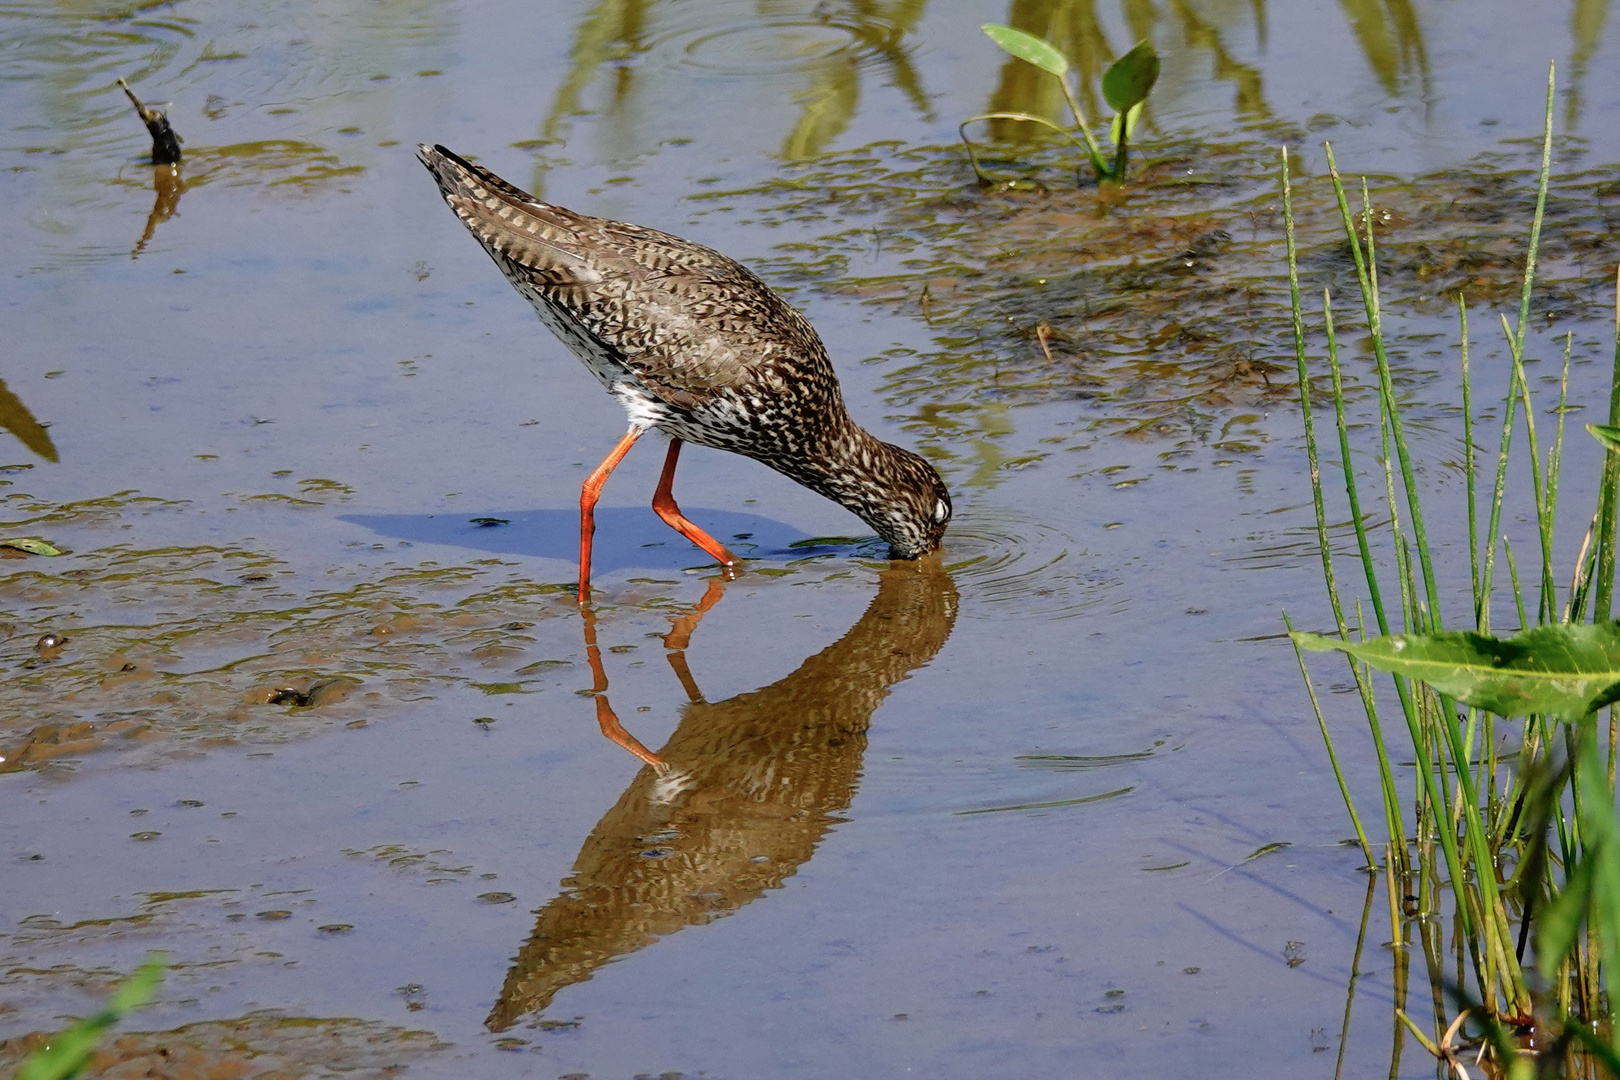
[{"left": 960, "top": 24, "right": 1159, "bottom": 186}]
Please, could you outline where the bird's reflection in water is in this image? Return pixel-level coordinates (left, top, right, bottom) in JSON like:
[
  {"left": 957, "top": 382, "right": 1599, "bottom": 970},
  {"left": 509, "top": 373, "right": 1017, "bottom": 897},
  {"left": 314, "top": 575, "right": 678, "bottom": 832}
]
[
  {"left": 132, "top": 163, "right": 183, "bottom": 259},
  {"left": 487, "top": 557, "right": 958, "bottom": 1031}
]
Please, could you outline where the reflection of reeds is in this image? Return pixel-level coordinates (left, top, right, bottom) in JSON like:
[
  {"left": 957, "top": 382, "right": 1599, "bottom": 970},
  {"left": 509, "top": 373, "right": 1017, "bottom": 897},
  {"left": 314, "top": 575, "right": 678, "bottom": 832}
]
[
  {"left": 541, "top": 0, "right": 646, "bottom": 148},
  {"left": 984, "top": 0, "right": 1445, "bottom": 138},
  {"left": 536, "top": 0, "right": 933, "bottom": 173},
  {"left": 782, "top": 0, "right": 932, "bottom": 160},
  {"left": 1165, "top": 0, "right": 1267, "bottom": 120},
  {"left": 1568, "top": 0, "right": 1610, "bottom": 130},
  {"left": 0, "top": 377, "right": 58, "bottom": 463},
  {"left": 1336, "top": 0, "right": 1428, "bottom": 97},
  {"left": 486, "top": 559, "right": 958, "bottom": 1030}
]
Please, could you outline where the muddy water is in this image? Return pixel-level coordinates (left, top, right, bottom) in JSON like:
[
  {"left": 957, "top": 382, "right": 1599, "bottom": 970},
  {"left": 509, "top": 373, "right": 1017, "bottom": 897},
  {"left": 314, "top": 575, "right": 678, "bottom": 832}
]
[{"left": 3, "top": 1, "right": 1619, "bottom": 1077}]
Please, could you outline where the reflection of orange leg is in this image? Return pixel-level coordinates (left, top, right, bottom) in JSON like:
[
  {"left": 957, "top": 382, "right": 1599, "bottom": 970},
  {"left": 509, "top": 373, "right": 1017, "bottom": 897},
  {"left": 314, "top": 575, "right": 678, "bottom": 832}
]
[
  {"left": 594, "top": 695, "right": 667, "bottom": 774},
  {"left": 662, "top": 576, "right": 729, "bottom": 703},
  {"left": 580, "top": 600, "right": 667, "bottom": 772},
  {"left": 581, "top": 603, "right": 611, "bottom": 693},
  {"left": 662, "top": 576, "right": 728, "bottom": 652},
  {"left": 652, "top": 439, "right": 739, "bottom": 571},
  {"left": 578, "top": 426, "right": 644, "bottom": 604}
]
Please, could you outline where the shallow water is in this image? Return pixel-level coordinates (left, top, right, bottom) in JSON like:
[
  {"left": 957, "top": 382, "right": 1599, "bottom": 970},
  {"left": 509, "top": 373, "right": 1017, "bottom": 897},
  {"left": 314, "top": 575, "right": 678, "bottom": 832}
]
[{"left": 3, "top": 1, "right": 1619, "bottom": 1076}]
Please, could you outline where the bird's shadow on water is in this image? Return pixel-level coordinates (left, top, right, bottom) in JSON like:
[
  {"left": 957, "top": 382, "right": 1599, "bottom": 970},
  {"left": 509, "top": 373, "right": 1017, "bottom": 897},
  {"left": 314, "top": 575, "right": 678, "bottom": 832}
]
[{"left": 340, "top": 506, "right": 880, "bottom": 573}]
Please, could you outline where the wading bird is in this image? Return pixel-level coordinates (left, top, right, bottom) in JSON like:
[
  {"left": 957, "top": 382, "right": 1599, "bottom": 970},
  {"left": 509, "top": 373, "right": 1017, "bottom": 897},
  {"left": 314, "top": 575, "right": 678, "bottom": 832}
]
[{"left": 417, "top": 145, "right": 951, "bottom": 602}]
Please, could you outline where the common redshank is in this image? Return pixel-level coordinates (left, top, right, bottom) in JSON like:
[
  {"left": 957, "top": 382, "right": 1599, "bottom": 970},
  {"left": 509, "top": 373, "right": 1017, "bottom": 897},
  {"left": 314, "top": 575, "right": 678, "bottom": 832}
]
[{"left": 417, "top": 144, "right": 951, "bottom": 602}]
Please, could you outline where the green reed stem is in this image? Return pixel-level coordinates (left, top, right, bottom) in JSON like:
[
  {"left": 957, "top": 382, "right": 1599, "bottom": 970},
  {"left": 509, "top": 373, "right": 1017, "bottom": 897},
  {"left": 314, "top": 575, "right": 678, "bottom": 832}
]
[
  {"left": 1331, "top": 140, "right": 1540, "bottom": 1013},
  {"left": 1549, "top": 334, "right": 1573, "bottom": 584},
  {"left": 1478, "top": 77, "right": 1556, "bottom": 633},
  {"left": 1504, "top": 538, "right": 1528, "bottom": 632},
  {"left": 1281, "top": 151, "right": 1378, "bottom": 865},
  {"left": 1502, "top": 313, "right": 1555, "bottom": 624},
  {"left": 1596, "top": 267, "right": 1620, "bottom": 620},
  {"left": 1282, "top": 146, "right": 1406, "bottom": 859},
  {"left": 1288, "top": 614, "right": 1375, "bottom": 865},
  {"left": 1462, "top": 299, "right": 1481, "bottom": 627},
  {"left": 1325, "top": 305, "right": 1407, "bottom": 858},
  {"left": 1324, "top": 151, "right": 1445, "bottom": 632}
]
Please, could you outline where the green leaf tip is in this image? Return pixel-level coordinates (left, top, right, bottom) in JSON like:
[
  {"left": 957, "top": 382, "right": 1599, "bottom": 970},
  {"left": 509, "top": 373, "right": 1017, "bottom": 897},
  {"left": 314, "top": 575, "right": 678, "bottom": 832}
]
[{"left": 1588, "top": 423, "right": 1620, "bottom": 452}]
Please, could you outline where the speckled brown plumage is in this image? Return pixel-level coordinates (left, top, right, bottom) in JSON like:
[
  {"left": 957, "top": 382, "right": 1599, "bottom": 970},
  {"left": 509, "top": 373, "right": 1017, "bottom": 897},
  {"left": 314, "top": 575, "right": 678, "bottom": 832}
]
[{"left": 417, "top": 144, "right": 951, "bottom": 574}]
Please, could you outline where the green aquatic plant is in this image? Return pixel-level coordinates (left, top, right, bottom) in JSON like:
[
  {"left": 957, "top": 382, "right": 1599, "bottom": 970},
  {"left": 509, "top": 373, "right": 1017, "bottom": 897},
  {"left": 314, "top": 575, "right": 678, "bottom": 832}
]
[
  {"left": 1287, "top": 64, "right": 1620, "bottom": 1075},
  {"left": 960, "top": 24, "right": 1158, "bottom": 186},
  {"left": 1294, "top": 623, "right": 1620, "bottom": 722},
  {"left": 15, "top": 954, "right": 165, "bottom": 1080}
]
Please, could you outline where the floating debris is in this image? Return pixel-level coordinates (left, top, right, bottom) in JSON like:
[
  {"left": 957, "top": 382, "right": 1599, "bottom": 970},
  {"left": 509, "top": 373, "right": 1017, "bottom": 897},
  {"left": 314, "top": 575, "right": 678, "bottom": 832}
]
[
  {"left": 1, "top": 537, "right": 65, "bottom": 557},
  {"left": 117, "top": 77, "right": 182, "bottom": 165}
]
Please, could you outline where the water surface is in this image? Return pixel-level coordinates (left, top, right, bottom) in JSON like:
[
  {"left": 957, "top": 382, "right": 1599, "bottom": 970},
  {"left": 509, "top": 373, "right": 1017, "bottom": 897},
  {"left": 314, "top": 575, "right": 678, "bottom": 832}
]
[{"left": 3, "top": 1, "right": 1619, "bottom": 1076}]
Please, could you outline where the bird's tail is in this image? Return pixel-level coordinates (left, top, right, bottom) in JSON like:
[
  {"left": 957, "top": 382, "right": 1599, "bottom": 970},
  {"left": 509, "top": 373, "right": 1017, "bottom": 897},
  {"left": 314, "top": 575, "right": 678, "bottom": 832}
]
[{"left": 415, "top": 144, "right": 598, "bottom": 281}]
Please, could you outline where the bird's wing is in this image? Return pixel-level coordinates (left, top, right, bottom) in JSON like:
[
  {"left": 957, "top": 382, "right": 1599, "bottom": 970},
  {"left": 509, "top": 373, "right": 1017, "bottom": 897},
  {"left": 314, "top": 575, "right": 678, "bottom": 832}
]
[{"left": 419, "top": 145, "right": 827, "bottom": 405}]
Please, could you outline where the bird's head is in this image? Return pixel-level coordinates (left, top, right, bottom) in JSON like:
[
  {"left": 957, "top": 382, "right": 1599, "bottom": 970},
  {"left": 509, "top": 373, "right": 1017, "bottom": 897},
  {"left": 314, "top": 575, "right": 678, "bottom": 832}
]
[{"left": 867, "top": 446, "right": 952, "bottom": 560}]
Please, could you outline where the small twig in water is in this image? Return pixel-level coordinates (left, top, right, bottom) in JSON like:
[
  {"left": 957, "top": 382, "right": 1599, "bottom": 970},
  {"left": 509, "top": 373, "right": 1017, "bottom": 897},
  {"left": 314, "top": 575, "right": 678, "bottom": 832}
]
[
  {"left": 117, "top": 77, "right": 182, "bottom": 164},
  {"left": 1036, "top": 322, "right": 1055, "bottom": 363},
  {"left": 1205, "top": 841, "right": 1292, "bottom": 881}
]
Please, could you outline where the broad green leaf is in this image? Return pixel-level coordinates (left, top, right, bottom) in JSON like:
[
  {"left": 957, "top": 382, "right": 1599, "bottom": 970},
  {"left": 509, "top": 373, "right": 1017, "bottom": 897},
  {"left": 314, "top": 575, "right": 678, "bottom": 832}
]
[
  {"left": 1101, "top": 40, "right": 1160, "bottom": 113},
  {"left": 1, "top": 537, "right": 64, "bottom": 556},
  {"left": 1292, "top": 622, "right": 1620, "bottom": 720},
  {"left": 1589, "top": 423, "right": 1620, "bottom": 452},
  {"left": 981, "top": 24, "right": 1068, "bottom": 77},
  {"left": 17, "top": 955, "right": 164, "bottom": 1080}
]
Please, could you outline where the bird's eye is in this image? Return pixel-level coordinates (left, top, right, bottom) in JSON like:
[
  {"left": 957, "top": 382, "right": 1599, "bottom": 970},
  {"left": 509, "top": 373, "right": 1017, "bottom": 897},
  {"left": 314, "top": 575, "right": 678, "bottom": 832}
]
[{"left": 933, "top": 499, "right": 949, "bottom": 523}]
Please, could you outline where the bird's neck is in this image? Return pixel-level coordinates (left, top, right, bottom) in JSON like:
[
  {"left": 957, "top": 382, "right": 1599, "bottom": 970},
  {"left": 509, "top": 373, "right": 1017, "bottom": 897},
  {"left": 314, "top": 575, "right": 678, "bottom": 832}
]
[{"left": 778, "top": 421, "right": 923, "bottom": 532}]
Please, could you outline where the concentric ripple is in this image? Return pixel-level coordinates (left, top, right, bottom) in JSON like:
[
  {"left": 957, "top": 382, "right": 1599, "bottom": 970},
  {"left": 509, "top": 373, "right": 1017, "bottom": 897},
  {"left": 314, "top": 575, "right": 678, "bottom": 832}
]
[
  {"left": 629, "top": 2, "right": 914, "bottom": 80},
  {"left": 943, "top": 505, "right": 1124, "bottom": 621},
  {"left": 680, "top": 21, "right": 866, "bottom": 75}
]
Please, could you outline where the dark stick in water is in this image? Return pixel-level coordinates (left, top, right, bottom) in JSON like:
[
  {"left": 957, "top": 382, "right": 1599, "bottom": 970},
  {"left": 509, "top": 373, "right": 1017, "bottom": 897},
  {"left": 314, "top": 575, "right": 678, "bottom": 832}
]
[{"left": 116, "top": 78, "right": 182, "bottom": 165}]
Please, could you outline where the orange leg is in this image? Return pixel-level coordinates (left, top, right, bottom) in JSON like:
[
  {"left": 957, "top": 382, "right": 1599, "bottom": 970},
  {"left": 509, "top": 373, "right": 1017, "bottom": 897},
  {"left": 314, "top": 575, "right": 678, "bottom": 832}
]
[
  {"left": 652, "top": 438, "right": 739, "bottom": 571},
  {"left": 578, "top": 426, "right": 644, "bottom": 604}
]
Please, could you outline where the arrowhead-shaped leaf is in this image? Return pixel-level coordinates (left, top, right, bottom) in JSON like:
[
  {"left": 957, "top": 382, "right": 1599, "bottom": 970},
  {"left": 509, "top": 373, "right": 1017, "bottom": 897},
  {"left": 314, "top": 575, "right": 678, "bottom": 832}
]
[
  {"left": 1101, "top": 40, "right": 1160, "bottom": 113},
  {"left": 981, "top": 24, "right": 1069, "bottom": 77},
  {"left": 1292, "top": 623, "right": 1620, "bottom": 720}
]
